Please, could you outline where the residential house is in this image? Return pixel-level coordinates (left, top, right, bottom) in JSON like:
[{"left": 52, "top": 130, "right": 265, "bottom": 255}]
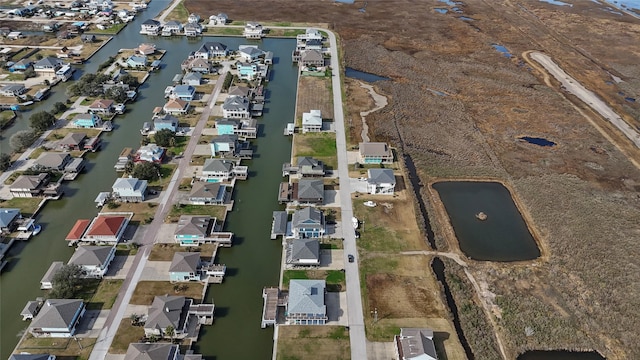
[
  {"left": 153, "top": 114, "right": 179, "bottom": 132},
  {"left": 367, "top": 168, "right": 396, "bottom": 195},
  {"left": 188, "top": 13, "right": 200, "bottom": 24},
  {"left": 174, "top": 215, "right": 224, "bottom": 245},
  {"left": 297, "top": 28, "right": 323, "bottom": 43},
  {"left": 243, "top": 22, "right": 264, "bottom": 39},
  {"left": 140, "top": 19, "right": 161, "bottom": 35},
  {"left": 67, "top": 245, "right": 116, "bottom": 278},
  {"left": 194, "top": 41, "right": 228, "bottom": 59},
  {"left": 208, "top": 13, "right": 228, "bottom": 25},
  {"left": 303, "top": 39, "right": 323, "bottom": 51},
  {"left": 10, "top": 173, "right": 62, "bottom": 198},
  {"left": 9, "top": 59, "right": 32, "bottom": 72},
  {"left": 112, "top": 177, "right": 148, "bottom": 202},
  {"left": 299, "top": 49, "right": 324, "bottom": 67},
  {"left": 135, "top": 143, "right": 165, "bottom": 163},
  {"left": 88, "top": 99, "right": 115, "bottom": 114},
  {"left": 35, "top": 153, "right": 72, "bottom": 171},
  {"left": 73, "top": 113, "right": 102, "bottom": 128},
  {"left": 81, "top": 34, "right": 96, "bottom": 43},
  {"left": 124, "top": 343, "right": 180, "bottom": 360},
  {"left": 358, "top": 142, "right": 394, "bottom": 164},
  {"left": 29, "top": 299, "right": 86, "bottom": 338},
  {"left": 286, "top": 279, "right": 327, "bottom": 325},
  {"left": 395, "top": 328, "right": 438, "bottom": 360},
  {"left": 238, "top": 62, "right": 259, "bottom": 81},
  {"left": 201, "top": 158, "right": 233, "bottom": 181},
  {"left": 238, "top": 45, "right": 265, "bottom": 62},
  {"left": 163, "top": 98, "right": 190, "bottom": 114},
  {"left": 65, "top": 219, "right": 91, "bottom": 243},
  {"left": 286, "top": 238, "right": 320, "bottom": 266},
  {"left": 83, "top": 213, "right": 130, "bottom": 243},
  {"left": 222, "top": 96, "right": 250, "bottom": 119},
  {"left": 215, "top": 118, "right": 257, "bottom": 139},
  {"left": 188, "top": 182, "right": 229, "bottom": 205},
  {"left": 296, "top": 179, "right": 324, "bottom": 204},
  {"left": 181, "top": 58, "right": 212, "bottom": 74},
  {"left": 291, "top": 207, "right": 325, "bottom": 238},
  {"left": 302, "top": 109, "right": 322, "bottom": 133},
  {"left": 33, "top": 57, "right": 64, "bottom": 79},
  {"left": 137, "top": 43, "right": 156, "bottom": 55},
  {"left": 0, "top": 208, "right": 21, "bottom": 233},
  {"left": 145, "top": 295, "right": 191, "bottom": 338},
  {"left": 40, "top": 261, "right": 64, "bottom": 289},
  {"left": 182, "top": 72, "right": 202, "bottom": 86},
  {"left": 169, "top": 252, "right": 201, "bottom": 282},
  {"left": 183, "top": 23, "right": 202, "bottom": 37},
  {"left": 282, "top": 157, "right": 325, "bottom": 178},
  {"left": 171, "top": 85, "right": 196, "bottom": 101},
  {"left": 126, "top": 55, "right": 147, "bottom": 68},
  {"left": 59, "top": 132, "right": 87, "bottom": 151},
  {"left": 210, "top": 134, "right": 238, "bottom": 156},
  {"left": 227, "top": 85, "right": 252, "bottom": 98},
  {"left": 162, "top": 20, "right": 182, "bottom": 34},
  {"left": 0, "top": 84, "right": 26, "bottom": 96}
]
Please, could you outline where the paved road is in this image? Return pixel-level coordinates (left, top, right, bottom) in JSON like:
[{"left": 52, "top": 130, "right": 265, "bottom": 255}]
[{"left": 88, "top": 71, "right": 227, "bottom": 360}]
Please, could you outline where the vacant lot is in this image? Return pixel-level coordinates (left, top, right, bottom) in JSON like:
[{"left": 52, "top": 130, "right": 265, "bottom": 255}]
[
  {"left": 87, "top": 278, "right": 123, "bottom": 310},
  {"left": 130, "top": 281, "right": 204, "bottom": 305},
  {"left": 109, "top": 320, "right": 145, "bottom": 354},
  {"left": 276, "top": 326, "right": 350, "bottom": 360},
  {"left": 17, "top": 334, "right": 95, "bottom": 359},
  {"left": 296, "top": 76, "right": 334, "bottom": 122},
  {"left": 149, "top": 243, "right": 217, "bottom": 261},
  {"left": 166, "top": 204, "right": 227, "bottom": 222},
  {"left": 282, "top": 269, "right": 345, "bottom": 291},
  {"left": 292, "top": 132, "right": 337, "bottom": 169}
]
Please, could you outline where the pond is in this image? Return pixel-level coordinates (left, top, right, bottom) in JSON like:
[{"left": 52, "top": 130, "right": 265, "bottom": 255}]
[
  {"left": 519, "top": 136, "right": 556, "bottom": 147},
  {"left": 539, "top": 0, "right": 572, "bottom": 6},
  {"left": 435, "top": 8, "right": 448, "bottom": 14},
  {"left": 345, "top": 67, "right": 390, "bottom": 82},
  {"left": 492, "top": 44, "right": 513, "bottom": 58},
  {"left": 433, "top": 181, "right": 540, "bottom": 261},
  {"left": 518, "top": 350, "right": 606, "bottom": 360}
]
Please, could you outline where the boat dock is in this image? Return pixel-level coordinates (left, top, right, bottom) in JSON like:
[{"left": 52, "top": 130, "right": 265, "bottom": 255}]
[{"left": 261, "top": 287, "right": 280, "bottom": 328}]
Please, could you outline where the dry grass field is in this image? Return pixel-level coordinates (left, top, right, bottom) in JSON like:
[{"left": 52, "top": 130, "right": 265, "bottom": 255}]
[
  {"left": 130, "top": 281, "right": 204, "bottom": 305},
  {"left": 295, "top": 76, "right": 334, "bottom": 122},
  {"left": 276, "top": 326, "right": 350, "bottom": 360},
  {"left": 149, "top": 243, "right": 217, "bottom": 261}
]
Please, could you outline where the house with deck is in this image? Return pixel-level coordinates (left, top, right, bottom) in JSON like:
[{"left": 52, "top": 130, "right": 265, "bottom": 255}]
[
  {"left": 0, "top": 208, "right": 21, "bottom": 234},
  {"left": 59, "top": 132, "right": 87, "bottom": 150},
  {"left": 210, "top": 134, "right": 238, "bottom": 156},
  {"left": 72, "top": 113, "right": 103, "bottom": 128},
  {"left": 243, "top": 22, "right": 264, "bottom": 39},
  {"left": 181, "top": 58, "right": 212, "bottom": 74},
  {"left": 183, "top": 23, "right": 202, "bottom": 37},
  {"left": 286, "top": 238, "right": 320, "bottom": 266},
  {"left": 201, "top": 159, "right": 233, "bottom": 181},
  {"left": 124, "top": 343, "right": 180, "bottom": 360},
  {"left": 82, "top": 213, "right": 131, "bottom": 243},
  {"left": 194, "top": 41, "right": 228, "bottom": 59},
  {"left": 163, "top": 20, "right": 182, "bottom": 34},
  {"left": 367, "top": 168, "right": 396, "bottom": 195},
  {"left": 29, "top": 299, "right": 86, "bottom": 338},
  {"left": 271, "top": 211, "right": 288, "bottom": 239},
  {"left": 140, "top": 19, "right": 161, "bottom": 35},
  {"left": 135, "top": 143, "right": 165, "bottom": 163},
  {"left": 299, "top": 49, "right": 324, "bottom": 67},
  {"left": 182, "top": 72, "right": 203, "bottom": 86},
  {"left": 296, "top": 179, "right": 324, "bottom": 204},
  {"left": 112, "top": 177, "right": 148, "bottom": 202},
  {"left": 291, "top": 207, "right": 325, "bottom": 239},
  {"left": 153, "top": 114, "right": 179, "bottom": 132},
  {"left": 215, "top": 118, "right": 257, "bottom": 139},
  {"left": 67, "top": 245, "right": 116, "bottom": 278},
  {"left": 169, "top": 252, "right": 201, "bottom": 282},
  {"left": 286, "top": 279, "right": 327, "bottom": 325},
  {"left": 171, "top": 85, "right": 196, "bottom": 101},
  {"left": 302, "top": 109, "right": 323, "bottom": 133},
  {"left": 282, "top": 157, "right": 325, "bottom": 178},
  {"left": 163, "top": 98, "right": 190, "bottom": 114},
  {"left": 395, "top": 328, "right": 439, "bottom": 360},
  {"left": 174, "top": 215, "right": 231, "bottom": 246},
  {"left": 10, "top": 173, "right": 62, "bottom": 198},
  {"left": 20, "top": 300, "right": 42, "bottom": 321},
  {"left": 222, "top": 96, "right": 250, "bottom": 119},
  {"left": 358, "top": 142, "right": 394, "bottom": 164},
  {"left": 228, "top": 85, "right": 252, "bottom": 98},
  {"left": 238, "top": 45, "right": 265, "bottom": 62},
  {"left": 40, "top": 261, "right": 63, "bottom": 289},
  {"left": 145, "top": 295, "right": 192, "bottom": 338},
  {"left": 88, "top": 99, "right": 115, "bottom": 114},
  {"left": 33, "top": 57, "right": 64, "bottom": 79},
  {"left": 188, "top": 182, "right": 229, "bottom": 205},
  {"left": 35, "top": 153, "right": 72, "bottom": 171},
  {"left": 126, "top": 55, "right": 147, "bottom": 68}
]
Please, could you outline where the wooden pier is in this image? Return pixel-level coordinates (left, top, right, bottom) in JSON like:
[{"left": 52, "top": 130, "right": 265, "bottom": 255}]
[{"left": 261, "top": 287, "right": 279, "bottom": 328}]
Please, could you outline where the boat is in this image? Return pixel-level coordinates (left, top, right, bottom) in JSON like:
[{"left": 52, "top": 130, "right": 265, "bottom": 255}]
[
  {"left": 475, "top": 212, "right": 487, "bottom": 221},
  {"left": 32, "top": 224, "right": 42, "bottom": 236},
  {"left": 352, "top": 217, "right": 359, "bottom": 229},
  {"left": 363, "top": 201, "right": 377, "bottom": 207}
]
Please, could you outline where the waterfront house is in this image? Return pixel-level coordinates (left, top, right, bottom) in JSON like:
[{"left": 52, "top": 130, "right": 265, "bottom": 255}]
[
  {"left": 169, "top": 252, "right": 201, "bottom": 282},
  {"left": 358, "top": 142, "right": 394, "bottom": 164},
  {"left": 153, "top": 114, "right": 179, "bottom": 132},
  {"left": 367, "top": 168, "right": 396, "bottom": 195},
  {"left": 135, "top": 143, "right": 165, "bottom": 163},
  {"left": 40, "top": 261, "right": 63, "bottom": 289},
  {"left": 395, "top": 328, "right": 438, "bottom": 360},
  {"left": 238, "top": 45, "right": 265, "bottom": 62},
  {"left": 67, "top": 245, "right": 116, "bottom": 278},
  {"left": 291, "top": 207, "right": 325, "bottom": 238},
  {"left": 222, "top": 96, "right": 250, "bottom": 119},
  {"left": 124, "top": 343, "right": 180, "bottom": 360},
  {"left": 174, "top": 215, "right": 229, "bottom": 246},
  {"left": 302, "top": 109, "right": 323, "bottom": 133},
  {"left": 181, "top": 58, "right": 212, "bottom": 74},
  {"left": 172, "top": 85, "right": 196, "bottom": 101},
  {"left": 188, "top": 13, "right": 200, "bottom": 24},
  {"left": 33, "top": 57, "right": 64, "bottom": 79},
  {"left": 299, "top": 49, "right": 324, "bottom": 67},
  {"left": 163, "top": 20, "right": 182, "bottom": 34},
  {"left": 298, "top": 28, "right": 323, "bottom": 43},
  {"left": 145, "top": 295, "right": 192, "bottom": 338},
  {"left": 286, "top": 238, "right": 320, "bottom": 266},
  {"left": 210, "top": 134, "right": 238, "bottom": 156},
  {"left": 126, "top": 55, "right": 147, "bottom": 68},
  {"left": 29, "top": 299, "right": 86, "bottom": 338},
  {"left": 282, "top": 157, "right": 325, "bottom": 178},
  {"left": 201, "top": 158, "right": 233, "bottom": 181},
  {"left": 238, "top": 62, "right": 259, "bottom": 81},
  {"left": 83, "top": 213, "right": 130, "bottom": 243},
  {"left": 0, "top": 208, "right": 21, "bottom": 233},
  {"left": 137, "top": 43, "right": 157, "bottom": 56},
  {"left": 209, "top": 13, "right": 228, "bottom": 25},
  {"left": 271, "top": 211, "right": 288, "bottom": 239},
  {"left": 10, "top": 173, "right": 62, "bottom": 198},
  {"left": 243, "top": 22, "right": 264, "bottom": 39},
  {"left": 0, "top": 84, "right": 26, "bottom": 97},
  {"left": 112, "top": 177, "right": 148, "bottom": 202},
  {"left": 183, "top": 23, "right": 202, "bottom": 37},
  {"left": 188, "top": 182, "right": 229, "bottom": 205},
  {"left": 227, "top": 85, "right": 252, "bottom": 98},
  {"left": 140, "top": 19, "right": 161, "bottom": 35},
  {"left": 81, "top": 34, "right": 96, "bottom": 43},
  {"left": 302, "top": 39, "right": 323, "bottom": 51},
  {"left": 88, "top": 99, "right": 115, "bottom": 114},
  {"left": 59, "top": 132, "right": 87, "bottom": 151},
  {"left": 182, "top": 72, "right": 202, "bottom": 86},
  {"left": 194, "top": 41, "right": 228, "bottom": 59},
  {"left": 73, "top": 113, "right": 102, "bottom": 128},
  {"left": 286, "top": 279, "right": 327, "bottom": 325},
  {"left": 215, "top": 118, "right": 257, "bottom": 139},
  {"left": 163, "top": 98, "right": 190, "bottom": 114},
  {"left": 296, "top": 179, "right": 324, "bottom": 204},
  {"left": 65, "top": 219, "right": 91, "bottom": 243},
  {"left": 35, "top": 152, "right": 72, "bottom": 171},
  {"left": 9, "top": 59, "right": 32, "bottom": 72}
]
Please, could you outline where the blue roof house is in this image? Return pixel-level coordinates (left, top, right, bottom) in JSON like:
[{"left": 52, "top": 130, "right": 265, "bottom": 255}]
[
  {"left": 154, "top": 114, "right": 179, "bottom": 132},
  {"left": 126, "top": 55, "right": 147, "bottom": 68},
  {"left": 238, "top": 63, "right": 258, "bottom": 80},
  {"left": 172, "top": 85, "right": 196, "bottom": 101},
  {"left": 215, "top": 119, "right": 238, "bottom": 135},
  {"left": 73, "top": 113, "right": 102, "bottom": 128}
]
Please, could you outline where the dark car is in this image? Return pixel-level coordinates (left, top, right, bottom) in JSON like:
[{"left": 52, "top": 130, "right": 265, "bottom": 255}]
[{"left": 348, "top": 254, "right": 355, "bottom": 263}]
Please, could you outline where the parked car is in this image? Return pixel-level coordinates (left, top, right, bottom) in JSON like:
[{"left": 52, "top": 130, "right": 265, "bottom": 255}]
[{"left": 348, "top": 254, "right": 354, "bottom": 263}]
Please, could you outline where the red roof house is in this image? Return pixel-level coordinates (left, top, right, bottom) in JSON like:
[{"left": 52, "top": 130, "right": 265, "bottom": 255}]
[
  {"left": 66, "top": 219, "right": 91, "bottom": 241},
  {"left": 83, "top": 213, "right": 131, "bottom": 243}
]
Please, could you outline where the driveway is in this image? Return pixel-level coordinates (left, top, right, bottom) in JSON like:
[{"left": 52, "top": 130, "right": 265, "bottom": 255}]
[
  {"left": 319, "top": 249, "right": 344, "bottom": 270},
  {"left": 367, "top": 342, "right": 396, "bottom": 360},
  {"left": 350, "top": 178, "right": 369, "bottom": 193},
  {"left": 140, "top": 261, "right": 171, "bottom": 281},
  {"left": 156, "top": 223, "right": 178, "bottom": 243},
  {"left": 326, "top": 291, "right": 348, "bottom": 326},
  {"left": 76, "top": 310, "right": 110, "bottom": 337},
  {"left": 323, "top": 189, "right": 340, "bottom": 207},
  {"left": 326, "top": 221, "right": 343, "bottom": 239},
  {"left": 193, "top": 144, "right": 212, "bottom": 156},
  {"left": 346, "top": 151, "right": 360, "bottom": 164},
  {"left": 104, "top": 256, "right": 134, "bottom": 279}
]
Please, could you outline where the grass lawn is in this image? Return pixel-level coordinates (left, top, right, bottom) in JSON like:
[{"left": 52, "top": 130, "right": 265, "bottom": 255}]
[
  {"left": 276, "top": 326, "right": 350, "bottom": 360},
  {"left": 88, "top": 23, "right": 126, "bottom": 34},
  {"left": 293, "top": 132, "right": 337, "bottom": 158},
  {"left": 29, "top": 146, "right": 46, "bottom": 159},
  {"left": 166, "top": 204, "right": 227, "bottom": 223},
  {"left": 0, "top": 197, "right": 41, "bottom": 216},
  {"left": 147, "top": 164, "right": 177, "bottom": 188},
  {"left": 116, "top": 243, "right": 139, "bottom": 256},
  {"left": 149, "top": 243, "right": 217, "bottom": 261},
  {"left": 206, "top": 27, "right": 244, "bottom": 36},
  {"left": 17, "top": 334, "right": 95, "bottom": 359},
  {"left": 130, "top": 281, "right": 204, "bottom": 305},
  {"left": 282, "top": 269, "right": 345, "bottom": 291},
  {"left": 166, "top": 136, "right": 189, "bottom": 156},
  {"left": 87, "top": 279, "right": 123, "bottom": 310},
  {"left": 46, "top": 128, "right": 101, "bottom": 141},
  {"left": 103, "top": 201, "right": 157, "bottom": 223},
  {"left": 166, "top": 0, "right": 189, "bottom": 22},
  {"left": 109, "top": 319, "right": 145, "bottom": 354}
]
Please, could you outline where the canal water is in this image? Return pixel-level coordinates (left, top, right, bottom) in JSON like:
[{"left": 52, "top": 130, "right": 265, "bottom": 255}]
[
  {"left": 432, "top": 181, "right": 540, "bottom": 261},
  {"left": 518, "top": 350, "right": 606, "bottom": 360},
  {"left": 0, "top": 1, "right": 296, "bottom": 357}
]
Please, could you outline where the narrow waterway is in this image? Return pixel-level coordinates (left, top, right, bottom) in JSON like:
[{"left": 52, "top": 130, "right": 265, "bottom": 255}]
[{"left": 0, "top": 1, "right": 296, "bottom": 356}]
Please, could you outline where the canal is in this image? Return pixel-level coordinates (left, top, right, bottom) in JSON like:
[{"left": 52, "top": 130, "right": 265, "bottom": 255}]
[{"left": 0, "top": 1, "right": 297, "bottom": 357}]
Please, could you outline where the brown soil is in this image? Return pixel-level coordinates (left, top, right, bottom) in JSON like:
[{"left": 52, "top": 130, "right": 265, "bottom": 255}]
[{"left": 295, "top": 76, "right": 334, "bottom": 122}]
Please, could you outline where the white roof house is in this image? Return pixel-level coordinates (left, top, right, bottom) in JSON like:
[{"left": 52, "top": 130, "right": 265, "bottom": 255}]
[{"left": 302, "top": 109, "right": 322, "bottom": 133}]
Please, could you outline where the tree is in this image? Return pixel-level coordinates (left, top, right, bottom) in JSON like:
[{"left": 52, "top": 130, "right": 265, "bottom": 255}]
[
  {"left": 164, "top": 325, "right": 175, "bottom": 340},
  {"left": 0, "top": 153, "right": 11, "bottom": 171},
  {"left": 105, "top": 86, "right": 128, "bottom": 103},
  {"left": 52, "top": 102, "right": 67, "bottom": 114},
  {"left": 10, "top": 130, "right": 38, "bottom": 152},
  {"left": 49, "top": 264, "right": 85, "bottom": 299},
  {"left": 154, "top": 129, "right": 175, "bottom": 147},
  {"left": 119, "top": 74, "right": 140, "bottom": 88},
  {"left": 30, "top": 111, "right": 56, "bottom": 132},
  {"left": 23, "top": 68, "right": 36, "bottom": 80},
  {"left": 132, "top": 161, "right": 160, "bottom": 181},
  {"left": 124, "top": 160, "right": 135, "bottom": 175}
]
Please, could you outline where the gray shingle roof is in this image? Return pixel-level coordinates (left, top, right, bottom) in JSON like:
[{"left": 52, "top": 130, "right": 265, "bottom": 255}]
[
  {"left": 68, "top": 245, "right": 113, "bottom": 267},
  {"left": 10, "top": 173, "right": 47, "bottom": 190},
  {"left": 272, "top": 211, "right": 288, "bottom": 235},
  {"left": 34, "top": 56, "right": 63, "bottom": 68},
  {"left": 35, "top": 152, "right": 70, "bottom": 169},
  {"left": 41, "top": 261, "right": 64, "bottom": 285},
  {"left": 211, "top": 134, "right": 238, "bottom": 144},
  {"left": 30, "top": 299, "right": 84, "bottom": 330},
  {"left": 60, "top": 132, "right": 87, "bottom": 145},
  {"left": 182, "top": 72, "right": 202, "bottom": 82},
  {"left": 297, "top": 179, "right": 324, "bottom": 200},
  {"left": 398, "top": 328, "right": 438, "bottom": 360},
  {"left": 175, "top": 215, "right": 213, "bottom": 237},
  {"left": 288, "top": 279, "right": 326, "bottom": 315},
  {"left": 20, "top": 300, "right": 41, "bottom": 317},
  {"left": 0, "top": 208, "right": 20, "bottom": 227},
  {"left": 227, "top": 85, "right": 250, "bottom": 97},
  {"left": 288, "top": 238, "right": 319, "bottom": 263},
  {"left": 169, "top": 252, "right": 200, "bottom": 273},
  {"left": 146, "top": 295, "right": 189, "bottom": 332},
  {"left": 202, "top": 158, "right": 233, "bottom": 173},
  {"left": 124, "top": 343, "right": 178, "bottom": 360},
  {"left": 222, "top": 95, "right": 249, "bottom": 111},
  {"left": 189, "top": 182, "right": 225, "bottom": 201},
  {"left": 202, "top": 41, "right": 227, "bottom": 52},
  {"left": 291, "top": 207, "right": 323, "bottom": 228},
  {"left": 367, "top": 168, "right": 395, "bottom": 185}
]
